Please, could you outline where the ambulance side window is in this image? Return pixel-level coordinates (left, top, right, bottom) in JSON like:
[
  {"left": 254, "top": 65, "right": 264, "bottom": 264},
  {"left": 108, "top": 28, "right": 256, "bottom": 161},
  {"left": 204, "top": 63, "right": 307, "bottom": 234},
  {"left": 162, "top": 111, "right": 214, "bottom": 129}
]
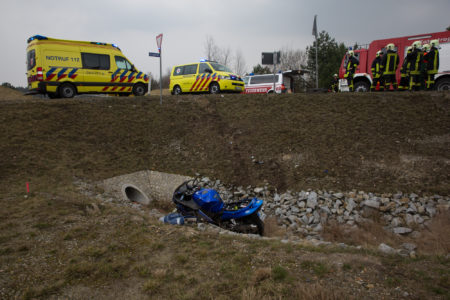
[
  {"left": 115, "top": 56, "right": 133, "bottom": 70},
  {"left": 183, "top": 64, "right": 198, "bottom": 75},
  {"left": 199, "top": 63, "right": 211, "bottom": 73},
  {"left": 173, "top": 66, "right": 184, "bottom": 76},
  {"left": 27, "top": 49, "right": 36, "bottom": 70},
  {"left": 81, "top": 53, "right": 110, "bottom": 70}
]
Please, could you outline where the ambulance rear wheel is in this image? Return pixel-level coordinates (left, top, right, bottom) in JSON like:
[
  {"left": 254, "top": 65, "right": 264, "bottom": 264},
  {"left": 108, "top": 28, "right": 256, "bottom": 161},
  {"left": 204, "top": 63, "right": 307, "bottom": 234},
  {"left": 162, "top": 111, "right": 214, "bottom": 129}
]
[
  {"left": 172, "top": 85, "right": 182, "bottom": 95},
  {"left": 132, "top": 83, "right": 146, "bottom": 96},
  {"left": 59, "top": 83, "right": 76, "bottom": 98},
  {"left": 210, "top": 82, "right": 220, "bottom": 94}
]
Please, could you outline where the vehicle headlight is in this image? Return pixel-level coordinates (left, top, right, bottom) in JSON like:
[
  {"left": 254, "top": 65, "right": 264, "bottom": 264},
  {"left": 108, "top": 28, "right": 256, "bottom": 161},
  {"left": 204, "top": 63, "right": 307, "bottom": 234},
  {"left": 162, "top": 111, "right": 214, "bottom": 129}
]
[{"left": 219, "top": 75, "right": 230, "bottom": 80}]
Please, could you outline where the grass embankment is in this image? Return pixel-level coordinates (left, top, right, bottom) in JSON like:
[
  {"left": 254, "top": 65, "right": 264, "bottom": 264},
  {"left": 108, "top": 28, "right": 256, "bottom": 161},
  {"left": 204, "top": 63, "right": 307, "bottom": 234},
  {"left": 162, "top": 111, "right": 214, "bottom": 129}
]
[{"left": 0, "top": 92, "right": 449, "bottom": 299}]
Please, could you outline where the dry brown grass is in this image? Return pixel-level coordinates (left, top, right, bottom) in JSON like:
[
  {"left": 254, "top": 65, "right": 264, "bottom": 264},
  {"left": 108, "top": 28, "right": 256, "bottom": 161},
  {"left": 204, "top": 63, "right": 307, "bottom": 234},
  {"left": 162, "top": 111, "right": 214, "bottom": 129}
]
[
  {"left": 263, "top": 216, "right": 286, "bottom": 238},
  {"left": 241, "top": 283, "right": 353, "bottom": 300},
  {"left": 415, "top": 210, "right": 450, "bottom": 255},
  {"left": 322, "top": 218, "right": 402, "bottom": 249}
]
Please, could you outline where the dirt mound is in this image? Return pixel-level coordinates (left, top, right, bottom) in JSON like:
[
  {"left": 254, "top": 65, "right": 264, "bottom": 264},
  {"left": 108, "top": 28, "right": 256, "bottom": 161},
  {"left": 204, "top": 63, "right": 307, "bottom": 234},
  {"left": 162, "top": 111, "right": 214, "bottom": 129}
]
[
  {"left": 0, "top": 86, "right": 28, "bottom": 100},
  {"left": 0, "top": 92, "right": 449, "bottom": 195}
]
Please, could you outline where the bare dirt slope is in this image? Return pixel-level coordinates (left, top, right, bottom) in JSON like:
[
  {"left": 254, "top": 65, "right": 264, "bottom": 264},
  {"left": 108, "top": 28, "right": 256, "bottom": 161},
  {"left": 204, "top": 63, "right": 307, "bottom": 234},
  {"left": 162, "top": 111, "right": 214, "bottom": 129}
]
[
  {"left": 0, "top": 92, "right": 449, "bottom": 299},
  {"left": 1, "top": 92, "right": 449, "bottom": 195},
  {"left": 0, "top": 86, "right": 29, "bottom": 101}
]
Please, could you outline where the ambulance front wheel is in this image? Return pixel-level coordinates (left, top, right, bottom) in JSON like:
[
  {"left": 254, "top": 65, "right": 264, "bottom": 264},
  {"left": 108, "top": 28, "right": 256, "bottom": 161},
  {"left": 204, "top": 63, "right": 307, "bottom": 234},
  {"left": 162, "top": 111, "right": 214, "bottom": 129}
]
[
  {"left": 133, "top": 83, "right": 146, "bottom": 96},
  {"left": 210, "top": 82, "right": 220, "bottom": 94},
  {"left": 59, "top": 83, "right": 76, "bottom": 98}
]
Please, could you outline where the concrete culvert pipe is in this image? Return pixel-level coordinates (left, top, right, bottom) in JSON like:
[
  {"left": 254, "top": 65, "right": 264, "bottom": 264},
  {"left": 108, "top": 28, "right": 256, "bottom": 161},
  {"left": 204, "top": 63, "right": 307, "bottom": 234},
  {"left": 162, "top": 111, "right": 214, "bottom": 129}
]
[{"left": 122, "top": 184, "right": 151, "bottom": 205}]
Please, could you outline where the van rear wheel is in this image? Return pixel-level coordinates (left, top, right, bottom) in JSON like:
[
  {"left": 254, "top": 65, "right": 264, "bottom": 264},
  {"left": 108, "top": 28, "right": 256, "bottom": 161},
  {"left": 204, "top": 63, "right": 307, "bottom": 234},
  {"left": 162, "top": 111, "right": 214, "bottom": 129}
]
[
  {"left": 59, "top": 83, "right": 76, "bottom": 98},
  {"left": 209, "top": 82, "right": 220, "bottom": 94}
]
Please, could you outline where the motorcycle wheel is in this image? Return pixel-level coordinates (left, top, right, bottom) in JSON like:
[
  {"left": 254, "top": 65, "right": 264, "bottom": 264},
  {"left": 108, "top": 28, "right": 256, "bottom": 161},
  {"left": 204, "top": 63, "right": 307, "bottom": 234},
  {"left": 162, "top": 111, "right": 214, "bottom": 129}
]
[
  {"left": 223, "top": 214, "right": 264, "bottom": 236},
  {"left": 249, "top": 214, "right": 264, "bottom": 236}
]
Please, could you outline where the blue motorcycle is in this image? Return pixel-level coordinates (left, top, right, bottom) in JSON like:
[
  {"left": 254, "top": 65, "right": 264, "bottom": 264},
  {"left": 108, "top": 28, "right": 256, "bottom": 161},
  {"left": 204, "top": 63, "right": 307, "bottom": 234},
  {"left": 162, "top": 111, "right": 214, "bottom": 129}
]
[{"left": 172, "top": 179, "right": 264, "bottom": 235}]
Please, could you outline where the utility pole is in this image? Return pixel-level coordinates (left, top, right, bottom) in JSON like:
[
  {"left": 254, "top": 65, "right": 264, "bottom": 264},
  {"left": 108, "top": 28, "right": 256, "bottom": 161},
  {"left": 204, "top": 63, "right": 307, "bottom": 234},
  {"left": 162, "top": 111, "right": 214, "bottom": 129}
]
[{"left": 312, "top": 15, "right": 319, "bottom": 89}]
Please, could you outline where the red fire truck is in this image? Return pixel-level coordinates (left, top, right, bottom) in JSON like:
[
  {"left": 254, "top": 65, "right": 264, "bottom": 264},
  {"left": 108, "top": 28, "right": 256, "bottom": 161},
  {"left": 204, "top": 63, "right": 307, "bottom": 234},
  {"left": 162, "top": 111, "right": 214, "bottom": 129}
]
[{"left": 338, "top": 31, "right": 450, "bottom": 91}]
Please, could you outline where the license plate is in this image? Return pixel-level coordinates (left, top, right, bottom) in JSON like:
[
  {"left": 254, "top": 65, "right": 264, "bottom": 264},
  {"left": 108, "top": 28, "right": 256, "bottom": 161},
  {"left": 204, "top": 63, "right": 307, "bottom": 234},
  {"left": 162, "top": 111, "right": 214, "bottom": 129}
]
[{"left": 235, "top": 86, "right": 242, "bottom": 91}]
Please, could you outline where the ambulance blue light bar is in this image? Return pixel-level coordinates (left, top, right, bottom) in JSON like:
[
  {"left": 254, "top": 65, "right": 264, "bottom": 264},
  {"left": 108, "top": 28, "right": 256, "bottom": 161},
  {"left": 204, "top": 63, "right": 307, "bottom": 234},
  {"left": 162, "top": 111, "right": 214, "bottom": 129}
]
[{"left": 27, "top": 35, "right": 48, "bottom": 43}]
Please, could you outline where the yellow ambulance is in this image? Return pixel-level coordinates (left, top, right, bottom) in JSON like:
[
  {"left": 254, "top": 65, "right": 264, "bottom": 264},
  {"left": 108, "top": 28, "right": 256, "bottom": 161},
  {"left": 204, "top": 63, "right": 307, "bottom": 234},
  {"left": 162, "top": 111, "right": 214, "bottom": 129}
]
[
  {"left": 26, "top": 35, "right": 149, "bottom": 98},
  {"left": 169, "top": 60, "right": 244, "bottom": 94}
]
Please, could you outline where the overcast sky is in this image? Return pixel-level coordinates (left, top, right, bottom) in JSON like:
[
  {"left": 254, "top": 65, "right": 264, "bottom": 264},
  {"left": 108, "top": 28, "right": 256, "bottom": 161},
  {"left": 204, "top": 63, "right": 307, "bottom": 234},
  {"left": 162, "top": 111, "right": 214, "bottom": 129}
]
[{"left": 1, "top": 0, "right": 449, "bottom": 87}]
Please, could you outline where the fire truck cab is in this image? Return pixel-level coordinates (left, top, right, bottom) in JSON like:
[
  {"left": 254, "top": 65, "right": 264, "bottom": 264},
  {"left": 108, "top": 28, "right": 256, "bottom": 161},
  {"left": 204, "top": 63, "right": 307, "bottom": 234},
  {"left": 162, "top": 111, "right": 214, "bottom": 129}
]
[{"left": 338, "top": 31, "right": 450, "bottom": 92}]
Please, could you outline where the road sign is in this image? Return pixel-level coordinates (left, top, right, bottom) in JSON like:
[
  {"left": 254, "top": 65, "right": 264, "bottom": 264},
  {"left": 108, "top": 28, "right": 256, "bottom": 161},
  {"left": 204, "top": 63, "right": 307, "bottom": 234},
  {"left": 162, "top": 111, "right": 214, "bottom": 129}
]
[
  {"left": 149, "top": 52, "right": 160, "bottom": 57},
  {"left": 156, "top": 33, "right": 163, "bottom": 51},
  {"left": 262, "top": 52, "right": 281, "bottom": 65}
]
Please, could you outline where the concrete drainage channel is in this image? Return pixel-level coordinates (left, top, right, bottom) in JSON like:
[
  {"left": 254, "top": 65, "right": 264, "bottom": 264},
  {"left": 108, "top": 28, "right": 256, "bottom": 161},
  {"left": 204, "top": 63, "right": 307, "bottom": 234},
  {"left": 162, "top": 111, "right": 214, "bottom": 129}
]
[
  {"left": 102, "top": 170, "right": 191, "bottom": 205},
  {"left": 122, "top": 184, "right": 151, "bottom": 205}
]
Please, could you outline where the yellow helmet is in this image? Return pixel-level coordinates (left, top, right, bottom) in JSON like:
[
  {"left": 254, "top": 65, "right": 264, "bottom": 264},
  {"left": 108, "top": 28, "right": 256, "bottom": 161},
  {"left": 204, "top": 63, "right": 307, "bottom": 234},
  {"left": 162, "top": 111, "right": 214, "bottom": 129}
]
[
  {"left": 412, "top": 41, "right": 422, "bottom": 49},
  {"left": 430, "top": 39, "right": 439, "bottom": 48},
  {"left": 348, "top": 50, "right": 354, "bottom": 56},
  {"left": 386, "top": 43, "right": 395, "bottom": 51},
  {"left": 333, "top": 74, "right": 337, "bottom": 77},
  {"left": 406, "top": 46, "right": 412, "bottom": 53},
  {"left": 423, "top": 44, "right": 431, "bottom": 52},
  {"left": 376, "top": 50, "right": 382, "bottom": 57}
]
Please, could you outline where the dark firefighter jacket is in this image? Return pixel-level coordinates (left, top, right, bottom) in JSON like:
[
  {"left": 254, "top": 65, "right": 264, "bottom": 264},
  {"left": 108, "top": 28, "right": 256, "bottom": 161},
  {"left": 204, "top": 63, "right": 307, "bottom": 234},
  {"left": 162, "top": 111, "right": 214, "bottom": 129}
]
[
  {"left": 344, "top": 56, "right": 359, "bottom": 78},
  {"left": 400, "top": 50, "right": 413, "bottom": 76},
  {"left": 371, "top": 56, "right": 382, "bottom": 78},
  {"left": 409, "top": 48, "right": 424, "bottom": 75},
  {"left": 381, "top": 50, "right": 399, "bottom": 75},
  {"left": 426, "top": 47, "right": 439, "bottom": 74}
]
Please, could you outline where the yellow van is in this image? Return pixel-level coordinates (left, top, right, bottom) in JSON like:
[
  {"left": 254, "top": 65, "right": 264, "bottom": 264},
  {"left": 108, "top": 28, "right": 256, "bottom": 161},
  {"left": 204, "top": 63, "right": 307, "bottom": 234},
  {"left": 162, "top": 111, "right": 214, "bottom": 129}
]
[
  {"left": 169, "top": 60, "right": 244, "bottom": 94},
  {"left": 26, "top": 35, "right": 149, "bottom": 98}
]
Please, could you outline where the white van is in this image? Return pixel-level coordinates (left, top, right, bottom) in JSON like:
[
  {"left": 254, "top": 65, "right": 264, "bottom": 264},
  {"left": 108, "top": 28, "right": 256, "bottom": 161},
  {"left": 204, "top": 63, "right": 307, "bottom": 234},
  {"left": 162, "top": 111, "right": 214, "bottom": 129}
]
[{"left": 243, "top": 70, "right": 305, "bottom": 94}]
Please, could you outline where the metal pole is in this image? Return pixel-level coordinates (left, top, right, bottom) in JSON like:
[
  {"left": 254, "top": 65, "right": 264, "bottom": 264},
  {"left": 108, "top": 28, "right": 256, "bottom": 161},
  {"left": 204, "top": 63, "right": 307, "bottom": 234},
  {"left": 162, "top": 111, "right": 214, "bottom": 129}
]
[
  {"left": 273, "top": 51, "right": 277, "bottom": 94},
  {"left": 315, "top": 36, "right": 318, "bottom": 89},
  {"left": 159, "top": 48, "right": 163, "bottom": 105}
]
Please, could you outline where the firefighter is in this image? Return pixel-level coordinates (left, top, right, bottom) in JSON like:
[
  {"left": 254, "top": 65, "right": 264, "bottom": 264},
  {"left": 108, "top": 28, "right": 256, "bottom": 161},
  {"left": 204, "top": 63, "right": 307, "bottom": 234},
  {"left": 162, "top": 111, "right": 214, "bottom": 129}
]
[
  {"left": 409, "top": 41, "right": 424, "bottom": 91},
  {"left": 344, "top": 50, "right": 359, "bottom": 92},
  {"left": 370, "top": 50, "right": 383, "bottom": 91},
  {"left": 380, "top": 43, "right": 399, "bottom": 91},
  {"left": 425, "top": 39, "right": 440, "bottom": 90},
  {"left": 330, "top": 73, "right": 339, "bottom": 92},
  {"left": 398, "top": 46, "right": 412, "bottom": 91}
]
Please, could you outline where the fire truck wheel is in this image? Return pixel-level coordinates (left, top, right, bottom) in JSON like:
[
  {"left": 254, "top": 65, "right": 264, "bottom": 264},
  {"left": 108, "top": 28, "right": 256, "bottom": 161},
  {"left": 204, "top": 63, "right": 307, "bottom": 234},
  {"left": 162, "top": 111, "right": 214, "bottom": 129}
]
[
  {"left": 59, "top": 83, "right": 76, "bottom": 98},
  {"left": 354, "top": 81, "right": 370, "bottom": 92},
  {"left": 133, "top": 83, "right": 146, "bottom": 96},
  {"left": 209, "top": 82, "right": 220, "bottom": 94},
  {"left": 435, "top": 78, "right": 450, "bottom": 91},
  {"left": 173, "top": 85, "right": 182, "bottom": 95}
]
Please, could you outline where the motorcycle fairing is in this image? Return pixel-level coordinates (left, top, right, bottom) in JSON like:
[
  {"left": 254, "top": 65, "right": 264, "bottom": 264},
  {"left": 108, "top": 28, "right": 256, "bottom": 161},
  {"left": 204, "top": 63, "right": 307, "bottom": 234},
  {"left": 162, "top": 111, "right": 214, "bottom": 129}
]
[{"left": 221, "top": 198, "right": 263, "bottom": 220}]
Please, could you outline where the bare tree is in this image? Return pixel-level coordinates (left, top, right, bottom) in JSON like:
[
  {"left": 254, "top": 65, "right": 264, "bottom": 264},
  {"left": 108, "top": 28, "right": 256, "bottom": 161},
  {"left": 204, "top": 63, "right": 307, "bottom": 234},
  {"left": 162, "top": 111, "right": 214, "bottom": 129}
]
[
  {"left": 204, "top": 35, "right": 220, "bottom": 61},
  {"left": 234, "top": 49, "right": 246, "bottom": 75},
  {"left": 280, "top": 46, "right": 307, "bottom": 70},
  {"left": 220, "top": 47, "right": 232, "bottom": 66}
]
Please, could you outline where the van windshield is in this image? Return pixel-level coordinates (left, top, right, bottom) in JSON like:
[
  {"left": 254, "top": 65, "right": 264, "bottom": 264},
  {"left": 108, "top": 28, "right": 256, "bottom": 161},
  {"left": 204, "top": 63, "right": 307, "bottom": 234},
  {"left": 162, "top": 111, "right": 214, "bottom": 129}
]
[
  {"left": 209, "top": 62, "right": 232, "bottom": 73},
  {"left": 27, "top": 50, "right": 36, "bottom": 70}
]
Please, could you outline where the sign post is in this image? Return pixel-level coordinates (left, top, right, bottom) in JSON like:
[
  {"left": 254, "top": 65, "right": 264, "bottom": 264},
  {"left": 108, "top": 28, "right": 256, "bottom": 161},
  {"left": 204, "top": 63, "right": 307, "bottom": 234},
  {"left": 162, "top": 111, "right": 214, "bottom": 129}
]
[
  {"left": 261, "top": 51, "right": 281, "bottom": 95},
  {"left": 156, "top": 33, "right": 163, "bottom": 105}
]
